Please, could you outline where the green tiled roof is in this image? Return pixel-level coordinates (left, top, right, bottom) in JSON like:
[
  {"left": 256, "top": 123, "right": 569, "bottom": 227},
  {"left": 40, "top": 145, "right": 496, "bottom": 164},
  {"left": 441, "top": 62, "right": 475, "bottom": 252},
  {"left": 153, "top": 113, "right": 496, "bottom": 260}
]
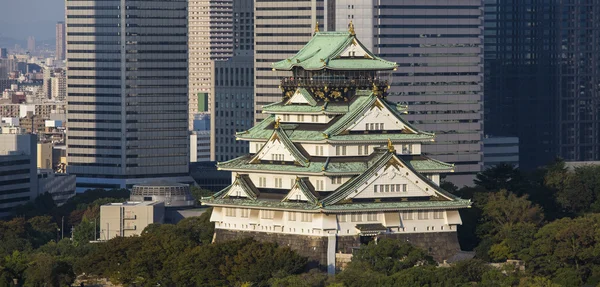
[
  {"left": 218, "top": 149, "right": 447, "bottom": 175},
  {"left": 404, "top": 156, "right": 454, "bottom": 172},
  {"left": 202, "top": 197, "right": 471, "bottom": 212},
  {"left": 236, "top": 115, "right": 433, "bottom": 142},
  {"left": 272, "top": 32, "right": 396, "bottom": 71},
  {"left": 262, "top": 101, "right": 349, "bottom": 114},
  {"left": 239, "top": 92, "right": 435, "bottom": 143},
  {"left": 321, "top": 149, "right": 460, "bottom": 205}
]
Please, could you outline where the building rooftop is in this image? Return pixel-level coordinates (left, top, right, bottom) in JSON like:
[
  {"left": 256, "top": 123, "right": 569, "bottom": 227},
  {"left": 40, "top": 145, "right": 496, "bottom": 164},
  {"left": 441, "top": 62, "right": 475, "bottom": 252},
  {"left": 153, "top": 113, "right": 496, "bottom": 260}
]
[{"left": 272, "top": 31, "right": 396, "bottom": 71}]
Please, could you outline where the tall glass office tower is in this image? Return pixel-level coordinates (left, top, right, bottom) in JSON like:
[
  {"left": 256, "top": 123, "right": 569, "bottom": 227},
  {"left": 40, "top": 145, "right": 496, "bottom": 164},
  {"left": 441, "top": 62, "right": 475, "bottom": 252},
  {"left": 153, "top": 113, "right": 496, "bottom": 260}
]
[
  {"left": 325, "top": 0, "right": 484, "bottom": 185},
  {"left": 485, "top": 0, "right": 600, "bottom": 169},
  {"left": 66, "top": 0, "right": 192, "bottom": 191}
]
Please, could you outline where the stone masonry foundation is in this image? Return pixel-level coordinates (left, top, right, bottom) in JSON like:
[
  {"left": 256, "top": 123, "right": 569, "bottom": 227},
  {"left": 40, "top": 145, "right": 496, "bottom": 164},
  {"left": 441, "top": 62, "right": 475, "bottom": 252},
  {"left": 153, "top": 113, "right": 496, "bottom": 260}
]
[{"left": 214, "top": 229, "right": 461, "bottom": 265}]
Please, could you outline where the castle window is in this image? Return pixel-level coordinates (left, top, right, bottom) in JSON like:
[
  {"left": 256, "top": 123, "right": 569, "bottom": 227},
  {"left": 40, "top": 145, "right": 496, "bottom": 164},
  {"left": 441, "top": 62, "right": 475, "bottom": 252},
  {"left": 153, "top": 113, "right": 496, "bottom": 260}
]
[
  {"left": 301, "top": 213, "right": 313, "bottom": 222},
  {"left": 240, "top": 209, "right": 249, "bottom": 218},
  {"left": 311, "top": 115, "right": 318, "bottom": 122},
  {"left": 274, "top": 177, "right": 283, "bottom": 188},
  {"left": 261, "top": 210, "right": 274, "bottom": 219},
  {"left": 298, "top": 114, "right": 304, "bottom": 122},
  {"left": 316, "top": 180, "right": 324, "bottom": 190},
  {"left": 433, "top": 211, "right": 445, "bottom": 219},
  {"left": 338, "top": 214, "right": 347, "bottom": 222},
  {"left": 335, "top": 145, "right": 347, "bottom": 155},
  {"left": 288, "top": 212, "right": 297, "bottom": 221},
  {"left": 418, "top": 211, "right": 429, "bottom": 220},
  {"left": 373, "top": 185, "right": 378, "bottom": 193},
  {"left": 271, "top": 154, "right": 284, "bottom": 161},
  {"left": 402, "top": 211, "right": 413, "bottom": 220},
  {"left": 367, "top": 213, "right": 378, "bottom": 221},
  {"left": 351, "top": 213, "right": 363, "bottom": 222},
  {"left": 258, "top": 177, "right": 266, "bottom": 187},
  {"left": 225, "top": 208, "right": 236, "bottom": 217},
  {"left": 331, "top": 177, "right": 342, "bottom": 184},
  {"left": 315, "top": 145, "right": 324, "bottom": 156},
  {"left": 283, "top": 114, "right": 290, "bottom": 121}
]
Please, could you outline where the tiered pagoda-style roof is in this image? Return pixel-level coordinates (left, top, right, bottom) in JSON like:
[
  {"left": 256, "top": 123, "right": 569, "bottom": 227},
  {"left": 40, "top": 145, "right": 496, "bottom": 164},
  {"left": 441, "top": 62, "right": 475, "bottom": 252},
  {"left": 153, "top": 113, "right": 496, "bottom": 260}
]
[{"left": 202, "top": 26, "right": 470, "bottom": 215}]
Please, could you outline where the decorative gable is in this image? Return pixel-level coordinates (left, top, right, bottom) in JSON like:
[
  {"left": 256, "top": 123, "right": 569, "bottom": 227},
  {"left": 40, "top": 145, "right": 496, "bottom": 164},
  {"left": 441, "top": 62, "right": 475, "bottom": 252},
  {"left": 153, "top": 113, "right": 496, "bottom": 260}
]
[
  {"left": 282, "top": 177, "right": 319, "bottom": 204},
  {"left": 337, "top": 40, "right": 371, "bottom": 58},
  {"left": 286, "top": 88, "right": 317, "bottom": 106},
  {"left": 249, "top": 129, "right": 309, "bottom": 166},
  {"left": 321, "top": 150, "right": 455, "bottom": 205},
  {"left": 222, "top": 174, "right": 259, "bottom": 200},
  {"left": 346, "top": 99, "right": 417, "bottom": 133}
]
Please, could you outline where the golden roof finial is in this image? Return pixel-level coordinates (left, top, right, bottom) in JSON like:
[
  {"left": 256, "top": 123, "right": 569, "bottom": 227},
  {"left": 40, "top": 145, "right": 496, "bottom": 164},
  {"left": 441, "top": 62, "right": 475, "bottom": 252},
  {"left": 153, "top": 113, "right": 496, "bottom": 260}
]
[
  {"left": 348, "top": 21, "right": 355, "bottom": 35},
  {"left": 274, "top": 118, "right": 281, "bottom": 129},
  {"left": 387, "top": 139, "right": 395, "bottom": 153},
  {"left": 315, "top": 21, "right": 320, "bottom": 33}
]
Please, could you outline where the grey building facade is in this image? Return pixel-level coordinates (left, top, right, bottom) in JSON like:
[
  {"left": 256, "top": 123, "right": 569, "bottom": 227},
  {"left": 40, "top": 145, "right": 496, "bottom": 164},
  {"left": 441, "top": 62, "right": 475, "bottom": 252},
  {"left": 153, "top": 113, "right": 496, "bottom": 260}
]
[
  {"left": 212, "top": 0, "right": 254, "bottom": 161},
  {"left": 0, "top": 134, "right": 38, "bottom": 218},
  {"left": 66, "top": 0, "right": 191, "bottom": 192},
  {"left": 484, "top": 0, "right": 600, "bottom": 169},
  {"left": 253, "top": 0, "right": 324, "bottom": 123}
]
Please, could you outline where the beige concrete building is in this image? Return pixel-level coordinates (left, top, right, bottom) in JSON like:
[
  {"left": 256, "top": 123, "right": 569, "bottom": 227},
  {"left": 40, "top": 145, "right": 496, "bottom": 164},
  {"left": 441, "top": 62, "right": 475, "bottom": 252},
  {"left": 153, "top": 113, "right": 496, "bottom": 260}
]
[
  {"left": 100, "top": 201, "right": 165, "bottom": 240},
  {"left": 37, "top": 142, "right": 52, "bottom": 169},
  {"left": 188, "top": 0, "right": 233, "bottom": 130}
]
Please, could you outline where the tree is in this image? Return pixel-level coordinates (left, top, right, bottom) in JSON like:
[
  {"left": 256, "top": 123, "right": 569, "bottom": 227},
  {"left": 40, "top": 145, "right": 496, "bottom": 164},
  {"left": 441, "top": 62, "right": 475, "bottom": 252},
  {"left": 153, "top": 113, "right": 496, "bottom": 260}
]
[
  {"left": 22, "top": 253, "right": 74, "bottom": 287},
  {"left": 174, "top": 208, "right": 214, "bottom": 244},
  {"left": 475, "top": 164, "right": 526, "bottom": 194},
  {"left": 526, "top": 214, "right": 600, "bottom": 285},
  {"left": 345, "top": 239, "right": 434, "bottom": 276},
  {"left": 190, "top": 186, "right": 215, "bottom": 202},
  {"left": 477, "top": 190, "right": 544, "bottom": 261}
]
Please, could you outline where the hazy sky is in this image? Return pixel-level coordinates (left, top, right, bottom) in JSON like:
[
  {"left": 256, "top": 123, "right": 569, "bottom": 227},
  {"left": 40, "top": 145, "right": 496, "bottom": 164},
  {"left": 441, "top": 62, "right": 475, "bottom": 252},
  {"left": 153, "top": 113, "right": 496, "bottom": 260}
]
[{"left": 0, "top": 0, "right": 65, "bottom": 41}]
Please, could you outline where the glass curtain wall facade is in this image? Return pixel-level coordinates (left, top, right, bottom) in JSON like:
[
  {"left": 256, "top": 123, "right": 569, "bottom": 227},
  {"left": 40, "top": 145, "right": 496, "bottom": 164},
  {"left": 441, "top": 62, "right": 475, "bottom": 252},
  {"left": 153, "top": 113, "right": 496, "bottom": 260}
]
[
  {"left": 556, "top": 1, "right": 600, "bottom": 162},
  {"left": 66, "top": 0, "right": 191, "bottom": 191},
  {"left": 485, "top": 0, "right": 600, "bottom": 168},
  {"left": 484, "top": 0, "right": 558, "bottom": 169},
  {"left": 213, "top": 0, "right": 255, "bottom": 162}
]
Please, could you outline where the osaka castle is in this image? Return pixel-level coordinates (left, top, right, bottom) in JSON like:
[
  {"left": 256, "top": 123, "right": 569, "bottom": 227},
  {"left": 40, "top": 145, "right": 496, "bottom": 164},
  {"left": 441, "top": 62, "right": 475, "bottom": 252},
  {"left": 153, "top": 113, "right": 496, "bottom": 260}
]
[{"left": 202, "top": 23, "right": 471, "bottom": 268}]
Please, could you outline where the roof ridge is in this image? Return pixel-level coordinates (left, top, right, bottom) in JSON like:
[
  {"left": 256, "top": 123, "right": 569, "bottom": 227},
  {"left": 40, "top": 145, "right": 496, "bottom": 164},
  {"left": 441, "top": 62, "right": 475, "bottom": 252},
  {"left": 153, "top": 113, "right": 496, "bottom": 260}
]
[{"left": 323, "top": 93, "right": 376, "bottom": 136}]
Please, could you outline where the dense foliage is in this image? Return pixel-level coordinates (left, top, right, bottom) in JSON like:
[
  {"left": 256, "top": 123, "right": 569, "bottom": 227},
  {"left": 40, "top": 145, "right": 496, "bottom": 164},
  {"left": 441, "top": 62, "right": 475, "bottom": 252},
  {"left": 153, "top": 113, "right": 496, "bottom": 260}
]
[{"left": 2, "top": 161, "right": 600, "bottom": 286}]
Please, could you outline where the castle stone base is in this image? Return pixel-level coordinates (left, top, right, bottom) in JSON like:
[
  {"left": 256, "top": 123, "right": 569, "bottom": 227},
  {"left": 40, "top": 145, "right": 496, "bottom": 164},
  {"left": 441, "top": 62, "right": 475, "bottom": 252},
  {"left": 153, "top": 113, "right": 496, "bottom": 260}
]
[{"left": 213, "top": 229, "right": 461, "bottom": 264}]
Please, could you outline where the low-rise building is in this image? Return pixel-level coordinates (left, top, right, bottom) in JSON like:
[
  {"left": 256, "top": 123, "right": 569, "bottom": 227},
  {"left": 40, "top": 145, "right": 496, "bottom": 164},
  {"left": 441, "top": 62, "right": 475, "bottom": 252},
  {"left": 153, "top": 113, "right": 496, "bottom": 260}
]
[
  {"left": 37, "top": 169, "right": 76, "bottom": 206},
  {"left": 0, "top": 133, "right": 38, "bottom": 218},
  {"left": 100, "top": 201, "right": 165, "bottom": 240},
  {"left": 483, "top": 137, "right": 519, "bottom": 169}
]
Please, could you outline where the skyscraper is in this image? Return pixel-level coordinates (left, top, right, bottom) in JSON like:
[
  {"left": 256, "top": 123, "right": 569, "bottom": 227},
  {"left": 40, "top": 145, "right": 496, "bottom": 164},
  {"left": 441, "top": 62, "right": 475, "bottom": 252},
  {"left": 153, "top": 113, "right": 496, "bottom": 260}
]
[
  {"left": 212, "top": 0, "right": 254, "bottom": 161},
  {"left": 66, "top": 0, "right": 191, "bottom": 191},
  {"left": 253, "top": 0, "right": 324, "bottom": 123},
  {"left": 188, "top": 0, "right": 233, "bottom": 130},
  {"left": 484, "top": 0, "right": 558, "bottom": 170},
  {"left": 55, "top": 22, "right": 66, "bottom": 61},
  {"left": 484, "top": 0, "right": 600, "bottom": 168},
  {"left": 27, "top": 36, "right": 35, "bottom": 53},
  {"left": 556, "top": 2, "right": 600, "bottom": 163}
]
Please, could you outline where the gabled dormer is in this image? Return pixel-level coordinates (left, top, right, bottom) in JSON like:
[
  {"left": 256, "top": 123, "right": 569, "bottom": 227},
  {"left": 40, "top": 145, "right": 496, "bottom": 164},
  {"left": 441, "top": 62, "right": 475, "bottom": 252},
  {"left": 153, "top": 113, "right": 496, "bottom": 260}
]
[
  {"left": 321, "top": 146, "right": 458, "bottom": 206},
  {"left": 282, "top": 177, "right": 320, "bottom": 205},
  {"left": 285, "top": 88, "right": 317, "bottom": 106},
  {"left": 218, "top": 174, "right": 260, "bottom": 200},
  {"left": 249, "top": 126, "right": 309, "bottom": 167}
]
